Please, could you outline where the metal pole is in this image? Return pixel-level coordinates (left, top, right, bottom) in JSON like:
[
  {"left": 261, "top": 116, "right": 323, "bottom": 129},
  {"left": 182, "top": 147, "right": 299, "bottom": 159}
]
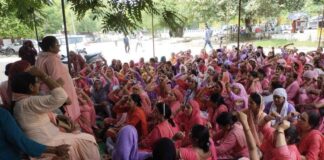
[
  {"left": 61, "top": 0, "right": 72, "bottom": 74},
  {"left": 237, "top": 0, "right": 241, "bottom": 49},
  {"left": 152, "top": 13, "right": 155, "bottom": 58},
  {"left": 32, "top": 10, "right": 40, "bottom": 52},
  {"left": 318, "top": 6, "right": 324, "bottom": 48},
  {"left": 237, "top": 0, "right": 242, "bottom": 61}
]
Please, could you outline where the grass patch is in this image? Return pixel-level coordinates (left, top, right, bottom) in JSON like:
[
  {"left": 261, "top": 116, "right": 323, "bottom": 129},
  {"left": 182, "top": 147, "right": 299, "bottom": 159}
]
[{"left": 246, "top": 39, "right": 318, "bottom": 48}]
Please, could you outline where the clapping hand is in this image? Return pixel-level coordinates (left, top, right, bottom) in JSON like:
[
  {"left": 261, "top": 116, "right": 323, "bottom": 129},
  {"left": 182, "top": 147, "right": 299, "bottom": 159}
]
[
  {"left": 172, "top": 131, "right": 185, "bottom": 141},
  {"left": 277, "top": 120, "right": 290, "bottom": 132}
]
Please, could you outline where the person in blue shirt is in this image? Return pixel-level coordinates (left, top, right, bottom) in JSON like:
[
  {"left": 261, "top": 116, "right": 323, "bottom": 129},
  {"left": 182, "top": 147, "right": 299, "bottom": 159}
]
[{"left": 0, "top": 107, "right": 69, "bottom": 160}]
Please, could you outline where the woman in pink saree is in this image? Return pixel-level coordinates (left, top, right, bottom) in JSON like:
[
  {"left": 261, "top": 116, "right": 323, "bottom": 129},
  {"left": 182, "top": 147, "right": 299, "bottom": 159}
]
[
  {"left": 208, "top": 92, "right": 228, "bottom": 130},
  {"left": 158, "top": 86, "right": 183, "bottom": 115},
  {"left": 140, "top": 103, "right": 180, "bottom": 149},
  {"left": 76, "top": 88, "right": 97, "bottom": 135},
  {"left": 247, "top": 71, "right": 263, "bottom": 94},
  {"left": 225, "top": 82, "right": 248, "bottom": 111},
  {"left": 243, "top": 93, "right": 269, "bottom": 147},
  {"left": 35, "top": 36, "right": 81, "bottom": 123},
  {"left": 215, "top": 112, "right": 249, "bottom": 159},
  {"left": 178, "top": 124, "right": 217, "bottom": 160},
  {"left": 296, "top": 110, "right": 323, "bottom": 160},
  {"left": 104, "top": 66, "right": 120, "bottom": 91},
  {"left": 298, "top": 70, "right": 318, "bottom": 104},
  {"left": 174, "top": 100, "right": 204, "bottom": 146},
  {"left": 285, "top": 72, "right": 300, "bottom": 104}
]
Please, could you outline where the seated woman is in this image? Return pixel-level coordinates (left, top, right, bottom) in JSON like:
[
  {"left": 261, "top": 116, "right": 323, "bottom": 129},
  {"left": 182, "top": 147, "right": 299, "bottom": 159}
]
[
  {"left": 131, "top": 85, "right": 152, "bottom": 116},
  {"left": 264, "top": 88, "right": 296, "bottom": 125},
  {"left": 207, "top": 92, "right": 228, "bottom": 130},
  {"left": 215, "top": 112, "right": 249, "bottom": 159},
  {"left": 258, "top": 113, "right": 301, "bottom": 160},
  {"left": 174, "top": 100, "right": 204, "bottom": 146},
  {"left": 140, "top": 102, "right": 180, "bottom": 149},
  {"left": 297, "top": 70, "right": 318, "bottom": 105},
  {"left": 113, "top": 125, "right": 151, "bottom": 160},
  {"left": 113, "top": 93, "right": 148, "bottom": 139},
  {"left": 296, "top": 110, "right": 323, "bottom": 160},
  {"left": 246, "top": 71, "right": 263, "bottom": 94},
  {"left": 91, "top": 78, "right": 112, "bottom": 118},
  {"left": 11, "top": 67, "right": 100, "bottom": 159},
  {"left": 242, "top": 93, "right": 270, "bottom": 147},
  {"left": 178, "top": 124, "right": 217, "bottom": 160},
  {"left": 0, "top": 107, "right": 69, "bottom": 160},
  {"left": 285, "top": 72, "right": 300, "bottom": 104},
  {"left": 225, "top": 82, "right": 248, "bottom": 111}
]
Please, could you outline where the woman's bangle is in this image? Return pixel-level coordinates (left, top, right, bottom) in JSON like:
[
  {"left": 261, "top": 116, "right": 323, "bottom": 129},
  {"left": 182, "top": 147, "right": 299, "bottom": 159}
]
[{"left": 276, "top": 129, "right": 284, "bottom": 133}]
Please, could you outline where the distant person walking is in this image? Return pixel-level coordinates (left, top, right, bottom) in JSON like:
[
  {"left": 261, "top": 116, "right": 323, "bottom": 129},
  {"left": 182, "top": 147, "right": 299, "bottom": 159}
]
[
  {"left": 136, "top": 31, "right": 143, "bottom": 52},
  {"left": 123, "top": 35, "right": 130, "bottom": 53},
  {"left": 204, "top": 24, "right": 213, "bottom": 49}
]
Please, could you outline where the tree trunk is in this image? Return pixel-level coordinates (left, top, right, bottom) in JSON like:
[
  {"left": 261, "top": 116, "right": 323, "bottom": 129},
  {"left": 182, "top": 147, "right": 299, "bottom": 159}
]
[
  {"left": 244, "top": 17, "right": 253, "bottom": 33},
  {"left": 169, "top": 27, "right": 184, "bottom": 37}
]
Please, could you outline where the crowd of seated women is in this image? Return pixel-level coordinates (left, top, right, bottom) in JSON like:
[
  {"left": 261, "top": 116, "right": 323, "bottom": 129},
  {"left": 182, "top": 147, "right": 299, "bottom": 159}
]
[{"left": 0, "top": 37, "right": 323, "bottom": 160}]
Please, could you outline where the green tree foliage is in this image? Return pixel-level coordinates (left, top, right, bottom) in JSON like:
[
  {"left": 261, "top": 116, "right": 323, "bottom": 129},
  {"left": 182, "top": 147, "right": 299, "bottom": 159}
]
[
  {"left": 0, "top": 15, "right": 35, "bottom": 38},
  {"left": 68, "top": 0, "right": 184, "bottom": 35},
  {"left": 75, "top": 12, "right": 101, "bottom": 33},
  {"left": 180, "top": 0, "right": 305, "bottom": 32}
]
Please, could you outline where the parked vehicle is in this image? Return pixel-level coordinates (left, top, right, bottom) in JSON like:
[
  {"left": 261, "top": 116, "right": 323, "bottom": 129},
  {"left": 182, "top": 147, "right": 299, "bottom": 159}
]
[
  {"left": 0, "top": 46, "right": 16, "bottom": 56},
  {"left": 56, "top": 35, "right": 89, "bottom": 57}
]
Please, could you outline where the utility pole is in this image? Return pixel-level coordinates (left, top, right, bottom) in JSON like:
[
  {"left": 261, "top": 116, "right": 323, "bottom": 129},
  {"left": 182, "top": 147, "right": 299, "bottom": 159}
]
[
  {"left": 237, "top": 0, "right": 242, "bottom": 60},
  {"left": 152, "top": 12, "right": 155, "bottom": 58},
  {"left": 318, "top": 6, "right": 324, "bottom": 48},
  {"left": 61, "top": 0, "right": 72, "bottom": 74}
]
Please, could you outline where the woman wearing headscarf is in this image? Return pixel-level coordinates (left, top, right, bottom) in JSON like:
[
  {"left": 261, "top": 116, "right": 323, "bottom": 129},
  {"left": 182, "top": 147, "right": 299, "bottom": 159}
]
[
  {"left": 174, "top": 100, "right": 204, "bottom": 146},
  {"left": 76, "top": 88, "right": 97, "bottom": 135},
  {"left": 140, "top": 103, "right": 180, "bottom": 149},
  {"left": 112, "top": 125, "right": 151, "bottom": 160},
  {"left": 242, "top": 93, "right": 269, "bottom": 147},
  {"left": 35, "top": 36, "right": 81, "bottom": 124},
  {"left": 68, "top": 51, "right": 86, "bottom": 77},
  {"left": 201, "top": 66, "right": 216, "bottom": 88},
  {"left": 264, "top": 88, "right": 296, "bottom": 125},
  {"left": 157, "top": 86, "right": 183, "bottom": 115},
  {"left": 297, "top": 70, "right": 318, "bottom": 105},
  {"left": 225, "top": 82, "right": 248, "bottom": 111},
  {"left": 103, "top": 66, "right": 120, "bottom": 91}
]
